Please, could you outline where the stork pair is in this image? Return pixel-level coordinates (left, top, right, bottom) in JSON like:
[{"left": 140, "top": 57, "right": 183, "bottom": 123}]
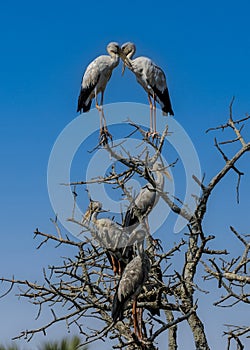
[{"left": 77, "top": 42, "right": 174, "bottom": 142}]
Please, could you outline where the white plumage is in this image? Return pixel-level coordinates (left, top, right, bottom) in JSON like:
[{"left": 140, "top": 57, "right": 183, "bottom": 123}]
[
  {"left": 77, "top": 42, "right": 120, "bottom": 142},
  {"left": 83, "top": 200, "right": 132, "bottom": 274},
  {"left": 120, "top": 42, "right": 174, "bottom": 136},
  {"left": 77, "top": 42, "right": 120, "bottom": 113},
  {"left": 123, "top": 162, "right": 169, "bottom": 231}
]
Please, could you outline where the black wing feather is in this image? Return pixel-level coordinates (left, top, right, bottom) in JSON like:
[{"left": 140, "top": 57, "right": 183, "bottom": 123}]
[
  {"left": 152, "top": 85, "right": 174, "bottom": 116},
  {"left": 77, "top": 72, "right": 100, "bottom": 113},
  {"left": 123, "top": 188, "right": 157, "bottom": 229},
  {"left": 123, "top": 205, "right": 139, "bottom": 229},
  {"left": 77, "top": 88, "right": 92, "bottom": 112},
  {"left": 112, "top": 288, "right": 125, "bottom": 322},
  {"left": 77, "top": 86, "right": 93, "bottom": 113}
]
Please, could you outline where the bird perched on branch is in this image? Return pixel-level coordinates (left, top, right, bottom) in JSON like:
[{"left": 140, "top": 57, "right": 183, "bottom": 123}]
[
  {"left": 112, "top": 229, "right": 151, "bottom": 339},
  {"left": 119, "top": 42, "right": 174, "bottom": 137},
  {"left": 123, "top": 162, "right": 170, "bottom": 232},
  {"left": 83, "top": 200, "right": 132, "bottom": 275},
  {"left": 77, "top": 42, "right": 121, "bottom": 143}
]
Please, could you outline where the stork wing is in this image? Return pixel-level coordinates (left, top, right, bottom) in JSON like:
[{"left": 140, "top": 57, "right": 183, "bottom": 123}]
[
  {"left": 112, "top": 255, "right": 143, "bottom": 321},
  {"left": 77, "top": 54, "right": 113, "bottom": 113},
  {"left": 149, "top": 64, "right": 174, "bottom": 116},
  {"left": 123, "top": 185, "right": 156, "bottom": 229},
  {"left": 77, "top": 66, "right": 100, "bottom": 112}
]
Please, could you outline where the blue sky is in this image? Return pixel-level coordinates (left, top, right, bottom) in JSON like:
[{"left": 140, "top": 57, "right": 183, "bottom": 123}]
[{"left": 0, "top": 0, "right": 250, "bottom": 348}]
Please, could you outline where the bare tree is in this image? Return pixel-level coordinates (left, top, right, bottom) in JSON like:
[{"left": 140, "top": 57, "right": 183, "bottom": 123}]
[{"left": 1, "top": 101, "right": 250, "bottom": 349}]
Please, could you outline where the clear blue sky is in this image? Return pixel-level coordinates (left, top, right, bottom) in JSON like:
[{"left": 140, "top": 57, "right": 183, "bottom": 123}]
[{"left": 0, "top": 0, "right": 250, "bottom": 348}]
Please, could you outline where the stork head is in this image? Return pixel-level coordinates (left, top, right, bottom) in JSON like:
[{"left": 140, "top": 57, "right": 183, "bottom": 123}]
[
  {"left": 89, "top": 200, "right": 103, "bottom": 212},
  {"left": 151, "top": 161, "right": 172, "bottom": 180},
  {"left": 119, "top": 42, "right": 135, "bottom": 75},
  {"left": 121, "top": 42, "right": 136, "bottom": 58},
  {"left": 106, "top": 42, "right": 120, "bottom": 55},
  {"left": 82, "top": 200, "right": 103, "bottom": 224}
]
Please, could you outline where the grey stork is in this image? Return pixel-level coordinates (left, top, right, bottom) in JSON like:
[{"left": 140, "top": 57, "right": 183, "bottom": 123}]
[
  {"left": 123, "top": 162, "right": 170, "bottom": 233},
  {"left": 77, "top": 42, "right": 120, "bottom": 143},
  {"left": 83, "top": 200, "right": 132, "bottom": 275},
  {"left": 111, "top": 229, "right": 151, "bottom": 339},
  {"left": 119, "top": 42, "right": 174, "bottom": 137}
]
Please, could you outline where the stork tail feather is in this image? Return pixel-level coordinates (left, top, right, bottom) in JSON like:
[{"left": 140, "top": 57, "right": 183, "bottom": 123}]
[
  {"left": 77, "top": 88, "right": 92, "bottom": 113},
  {"left": 152, "top": 86, "right": 174, "bottom": 116}
]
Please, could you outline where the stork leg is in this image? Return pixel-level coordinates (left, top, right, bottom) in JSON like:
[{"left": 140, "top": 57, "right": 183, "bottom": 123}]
[
  {"left": 102, "top": 116, "right": 113, "bottom": 143},
  {"left": 95, "top": 90, "right": 103, "bottom": 119},
  {"left": 110, "top": 255, "right": 118, "bottom": 275},
  {"left": 99, "top": 91, "right": 105, "bottom": 128},
  {"left": 146, "top": 94, "right": 153, "bottom": 137},
  {"left": 151, "top": 94, "right": 159, "bottom": 139},
  {"left": 118, "top": 260, "right": 123, "bottom": 276},
  {"left": 96, "top": 91, "right": 112, "bottom": 144},
  {"left": 132, "top": 299, "right": 139, "bottom": 336},
  {"left": 137, "top": 307, "right": 143, "bottom": 339},
  {"left": 132, "top": 300, "right": 143, "bottom": 340},
  {"left": 94, "top": 90, "right": 104, "bottom": 131}
]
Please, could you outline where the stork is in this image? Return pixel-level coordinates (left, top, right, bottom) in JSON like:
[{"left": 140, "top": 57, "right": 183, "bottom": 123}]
[
  {"left": 123, "top": 162, "right": 170, "bottom": 233},
  {"left": 119, "top": 42, "right": 174, "bottom": 137},
  {"left": 112, "top": 229, "right": 151, "bottom": 339},
  {"left": 83, "top": 200, "right": 132, "bottom": 275},
  {"left": 77, "top": 42, "right": 120, "bottom": 143}
]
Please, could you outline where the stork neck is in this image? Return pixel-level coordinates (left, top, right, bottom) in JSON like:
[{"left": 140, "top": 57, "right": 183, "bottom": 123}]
[
  {"left": 137, "top": 240, "right": 145, "bottom": 257},
  {"left": 91, "top": 211, "right": 98, "bottom": 223},
  {"left": 127, "top": 51, "right": 135, "bottom": 60},
  {"left": 110, "top": 53, "right": 119, "bottom": 66},
  {"left": 155, "top": 170, "right": 164, "bottom": 191}
]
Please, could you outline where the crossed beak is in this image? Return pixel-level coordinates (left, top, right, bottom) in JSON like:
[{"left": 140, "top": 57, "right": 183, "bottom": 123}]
[{"left": 118, "top": 48, "right": 132, "bottom": 75}]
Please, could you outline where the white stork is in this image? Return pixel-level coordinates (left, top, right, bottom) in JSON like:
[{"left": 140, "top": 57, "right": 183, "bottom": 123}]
[
  {"left": 77, "top": 42, "right": 120, "bottom": 142},
  {"left": 123, "top": 162, "right": 170, "bottom": 232},
  {"left": 119, "top": 42, "right": 174, "bottom": 137},
  {"left": 112, "top": 229, "right": 150, "bottom": 339},
  {"left": 83, "top": 200, "right": 132, "bottom": 275}
]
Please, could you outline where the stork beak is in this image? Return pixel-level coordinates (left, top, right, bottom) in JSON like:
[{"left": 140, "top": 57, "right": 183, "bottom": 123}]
[
  {"left": 82, "top": 205, "right": 108, "bottom": 224},
  {"left": 151, "top": 165, "right": 172, "bottom": 181},
  {"left": 122, "top": 62, "right": 126, "bottom": 76},
  {"left": 119, "top": 49, "right": 132, "bottom": 69},
  {"left": 82, "top": 208, "right": 91, "bottom": 224},
  {"left": 99, "top": 208, "right": 109, "bottom": 213},
  {"left": 163, "top": 169, "right": 172, "bottom": 181}
]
